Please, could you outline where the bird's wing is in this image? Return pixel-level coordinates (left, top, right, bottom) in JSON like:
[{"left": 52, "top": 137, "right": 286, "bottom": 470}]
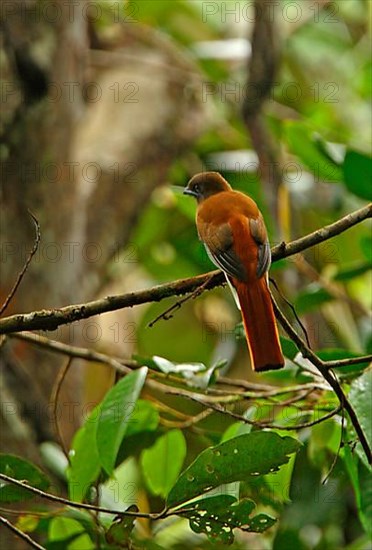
[
  {"left": 198, "top": 221, "right": 247, "bottom": 281},
  {"left": 249, "top": 217, "right": 271, "bottom": 278},
  {"left": 198, "top": 216, "right": 271, "bottom": 281}
]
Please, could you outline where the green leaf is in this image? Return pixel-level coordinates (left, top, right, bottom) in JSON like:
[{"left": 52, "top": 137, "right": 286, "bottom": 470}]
[
  {"left": 67, "top": 406, "right": 101, "bottom": 502},
  {"left": 48, "top": 517, "right": 94, "bottom": 550},
  {"left": 15, "top": 514, "right": 39, "bottom": 533},
  {"left": 167, "top": 432, "right": 301, "bottom": 508},
  {"left": 141, "top": 430, "right": 187, "bottom": 498},
  {"left": 264, "top": 447, "right": 297, "bottom": 504},
  {"left": 308, "top": 419, "right": 341, "bottom": 470},
  {"left": 280, "top": 337, "right": 298, "bottom": 361},
  {"left": 179, "top": 495, "right": 275, "bottom": 544},
  {"left": 334, "top": 262, "right": 372, "bottom": 282},
  {"left": 125, "top": 399, "right": 159, "bottom": 438},
  {"left": 348, "top": 370, "right": 372, "bottom": 463},
  {"left": 343, "top": 150, "right": 372, "bottom": 200},
  {"left": 295, "top": 285, "right": 333, "bottom": 314},
  {"left": 358, "top": 461, "right": 372, "bottom": 537},
  {"left": 45, "top": 534, "right": 84, "bottom": 550},
  {"left": 343, "top": 445, "right": 372, "bottom": 538},
  {"left": 221, "top": 420, "right": 252, "bottom": 443},
  {"left": 116, "top": 432, "right": 158, "bottom": 466},
  {"left": 101, "top": 457, "right": 139, "bottom": 509},
  {"left": 0, "top": 455, "right": 49, "bottom": 503},
  {"left": 248, "top": 513, "right": 277, "bottom": 533},
  {"left": 68, "top": 392, "right": 152, "bottom": 503},
  {"left": 283, "top": 121, "right": 343, "bottom": 182},
  {"left": 96, "top": 367, "right": 148, "bottom": 475},
  {"left": 360, "top": 235, "right": 372, "bottom": 263},
  {"left": 273, "top": 528, "right": 307, "bottom": 550}
]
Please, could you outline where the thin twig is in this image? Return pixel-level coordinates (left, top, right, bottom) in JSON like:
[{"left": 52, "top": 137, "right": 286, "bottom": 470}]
[
  {"left": 9, "top": 332, "right": 133, "bottom": 374},
  {"left": 1, "top": 203, "right": 370, "bottom": 334},
  {"left": 325, "top": 356, "right": 372, "bottom": 369},
  {"left": 10, "top": 332, "right": 331, "bottom": 398},
  {"left": 0, "top": 211, "right": 41, "bottom": 315},
  {"left": 217, "top": 376, "right": 273, "bottom": 391},
  {"left": 0, "top": 515, "right": 46, "bottom": 550},
  {"left": 149, "top": 396, "right": 195, "bottom": 420},
  {"left": 161, "top": 408, "right": 213, "bottom": 429},
  {"left": 50, "top": 357, "right": 74, "bottom": 460},
  {"left": 257, "top": 407, "right": 342, "bottom": 430},
  {"left": 9, "top": 332, "right": 331, "bottom": 435},
  {"left": 270, "top": 291, "right": 372, "bottom": 464},
  {"left": 265, "top": 389, "right": 314, "bottom": 407},
  {"left": 0, "top": 506, "right": 54, "bottom": 517},
  {"left": 6, "top": 329, "right": 371, "bottom": 461},
  {"left": 269, "top": 277, "right": 311, "bottom": 347},
  {"left": 0, "top": 474, "right": 167, "bottom": 520},
  {"left": 322, "top": 408, "right": 345, "bottom": 485},
  {"left": 178, "top": 392, "right": 341, "bottom": 431},
  {"left": 148, "top": 273, "right": 216, "bottom": 327}
]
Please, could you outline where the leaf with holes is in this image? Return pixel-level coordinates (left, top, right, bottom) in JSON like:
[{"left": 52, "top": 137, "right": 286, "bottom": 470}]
[
  {"left": 179, "top": 495, "right": 275, "bottom": 544},
  {"left": 167, "top": 432, "right": 300, "bottom": 508},
  {"left": 248, "top": 513, "right": 277, "bottom": 533}
]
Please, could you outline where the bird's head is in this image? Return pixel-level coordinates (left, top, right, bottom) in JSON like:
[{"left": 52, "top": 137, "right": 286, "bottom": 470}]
[{"left": 183, "top": 172, "right": 232, "bottom": 203}]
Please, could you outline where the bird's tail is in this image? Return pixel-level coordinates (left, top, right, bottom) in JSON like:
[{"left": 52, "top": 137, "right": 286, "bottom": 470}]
[{"left": 234, "top": 277, "right": 284, "bottom": 372}]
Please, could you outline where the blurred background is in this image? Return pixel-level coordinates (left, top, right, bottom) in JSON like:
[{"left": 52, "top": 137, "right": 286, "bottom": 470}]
[{"left": 1, "top": 1, "right": 371, "bottom": 548}]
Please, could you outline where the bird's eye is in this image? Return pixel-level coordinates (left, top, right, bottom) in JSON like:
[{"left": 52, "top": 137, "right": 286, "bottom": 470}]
[{"left": 194, "top": 184, "right": 200, "bottom": 193}]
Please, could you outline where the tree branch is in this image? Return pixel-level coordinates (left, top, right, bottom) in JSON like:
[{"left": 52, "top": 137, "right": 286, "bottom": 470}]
[
  {"left": 0, "top": 474, "right": 166, "bottom": 520},
  {"left": 0, "top": 515, "right": 45, "bottom": 550},
  {"left": 271, "top": 292, "right": 372, "bottom": 464},
  {"left": 8, "top": 331, "right": 330, "bottom": 398},
  {"left": 325, "top": 355, "right": 372, "bottom": 369},
  {"left": 8, "top": 328, "right": 369, "bottom": 459},
  {"left": 0, "top": 203, "right": 370, "bottom": 334}
]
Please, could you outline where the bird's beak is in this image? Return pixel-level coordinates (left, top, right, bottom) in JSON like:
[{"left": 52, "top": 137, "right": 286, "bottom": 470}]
[{"left": 183, "top": 186, "right": 198, "bottom": 198}]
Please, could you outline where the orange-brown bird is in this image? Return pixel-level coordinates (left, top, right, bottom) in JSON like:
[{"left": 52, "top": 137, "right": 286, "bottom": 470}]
[{"left": 184, "top": 171, "right": 284, "bottom": 372}]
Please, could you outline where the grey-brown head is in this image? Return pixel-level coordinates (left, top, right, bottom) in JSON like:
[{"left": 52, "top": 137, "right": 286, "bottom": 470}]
[{"left": 183, "top": 172, "right": 232, "bottom": 203}]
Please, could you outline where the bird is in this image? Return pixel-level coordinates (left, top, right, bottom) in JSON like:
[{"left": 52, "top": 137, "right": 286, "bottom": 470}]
[{"left": 184, "top": 171, "right": 284, "bottom": 372}]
